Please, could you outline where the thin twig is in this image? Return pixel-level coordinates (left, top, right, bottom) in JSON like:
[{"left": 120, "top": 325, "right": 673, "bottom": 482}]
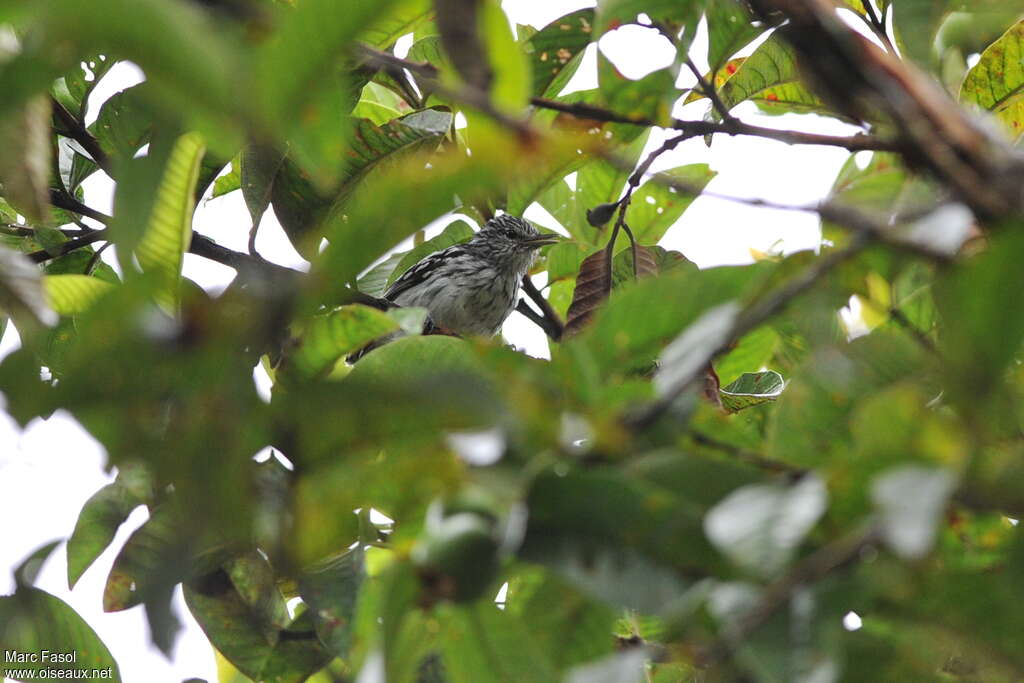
[
  {"left": 685, "top": 57, "right": 735, "bottom": 122},
  {"left": 27, "top": 230, "right": 107, "bottom": 263},
  {"left": 49, "top": 189, "right": 111, "bottom": 224},
  {"left": 85, "top": 241, "right": 113, "bottom": 275},
  {"left": 602, "top": 131, "right": 692, "bottom": 289},
  {"left": 528, "top": 96, "right": 894, "bottom": 151},
  {"left": 691, "top": 430, "right": 805, "bottom": 475},
  {"left": 888, "top": 306, "right": 937, "bottom": 354},
  {"left": 861, "top": 1, "right": 895, "bottom": 53}
]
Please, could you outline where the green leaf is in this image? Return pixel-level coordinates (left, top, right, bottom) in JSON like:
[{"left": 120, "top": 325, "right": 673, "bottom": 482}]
[
  {"left": 630, "top": 164, "right": 716, "bottom": 244},
  {"left": 577, "top": 130, "right": 650, "bottom": 216},
  {"left": 43, "top": 275, "right": 115, "bottom": 316},
  {"left": 936, "top": 226, "right": 1024, "bottom": 397},
  {"left": 505, "top": 568, "right": 617, "bottom": 671},
  {"left": 570, "top": 264, "right": 764, "bottom": 375},
  {"left": 276, "top": 109, "right": 453, "bottom": 256},
  {"left": 298, "top": 547, "right": 365, "bottom": 656},
  {"left": 314, "top": 151, "right": 505, "bottom": 298},
  {"left": 719, "top": 370, "right": 785, "bottom": 413},
  {"left": 134, "top": 131, "right": 206, "bottom": 309},
  {"left": 185, "top": 556, "right": 331, "bottom": 683},
  {"left": 67, "top": 467, "right": 153, "bottom": 589},
  {"left": 714, "top": 325, "right": 780, "bottom": 386},
  {"left": 597, "top": 53, "right": 676, "bottom": 126},
  {"left": 438, "top": 603, "right": 559, "bottom": 683},
  {"left": 254, "top": 0, "right": 397, "bottom": 128},
  {"left": 716, "top": 36, "right": 831, "bottom": 118},
  {"left": 705, "top": 0, "right": 765, "bottom": 74},
  {"left": 525, "top": 9, "right": 596, "bottom": 98},
  {"left": 386, "top": 220, "right": 475, "bottom": 288},
  {"left": 357, "top": 252, "right": 406, "bottom": 298},
  {"left": 351, "top": 98, "right": 402, "bottom": 125},
  {"left": 288, "top": 304, "right": 401, "bottom": 378},
  {"left": 704, "top": 473, "right": 827, "bottom": 577},
  {"left": 360, "top": 0, "right": 433, "bottom": 48},
  {"left": 90, "top": 83, "right": 155, "bottom": 161},
  {"left": 524, "top": 468, "right": 720, "bottom": 579},
  {"left": 41, "top": 0, "right": 239, "bottom": 132},
  {"left": 481, "top": 1, "right": 531, "bottom": 110},
  {"left": 212, "top": 156, "right": 241, "bottom": 198},
  {"left": 596, "top": 0, "right": 702, "bottom": 39},
  {"left": 240, "top": 144, "right": 286, "bottom": 228},
  {"left": 0, "top": 587, "right": 121, "bottom": 682},
  {"left": 960, "top": 20, "right": 1024, "bottom": 141},
  {"left": 103, "top": 504, "right": 197, "bottom": 612}
]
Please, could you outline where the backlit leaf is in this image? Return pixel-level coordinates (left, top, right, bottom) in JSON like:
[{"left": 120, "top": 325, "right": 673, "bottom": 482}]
[{"left": 134, "top": 131, "right": 206, "bottom": 309}]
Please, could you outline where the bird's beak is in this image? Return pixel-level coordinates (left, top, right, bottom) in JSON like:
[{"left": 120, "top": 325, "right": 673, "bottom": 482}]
[{"left": 520, "top": 234, "right": 561, "bottom": 249}]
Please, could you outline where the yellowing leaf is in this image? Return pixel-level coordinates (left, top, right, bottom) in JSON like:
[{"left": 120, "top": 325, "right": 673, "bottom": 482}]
[
  {"left": 960, "top": 20, "right": 1024, "bottom": 141},
  {"left": 134, "top": 132, "right": 206, "bottom": 309},
  {"left": 44, "top": 275, "right": 115, "bottom": 316}
]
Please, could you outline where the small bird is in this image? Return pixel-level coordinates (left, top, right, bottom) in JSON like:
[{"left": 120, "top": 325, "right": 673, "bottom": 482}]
[{"left": 354, "top": 214, "right": 557, "bottom": 359}]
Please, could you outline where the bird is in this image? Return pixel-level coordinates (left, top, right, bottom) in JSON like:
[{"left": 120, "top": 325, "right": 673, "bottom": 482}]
[{"left": 353, "top": 214, "right": 558, "bottom": 359}]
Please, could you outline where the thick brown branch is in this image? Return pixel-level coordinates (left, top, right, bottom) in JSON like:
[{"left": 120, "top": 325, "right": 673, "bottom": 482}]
[
  {"left": 520, "top": 275, "right": 564, "bottom": 340},
  {"left": 516, "top": 300, "right": 561, "bottom": 340},
  {"left": 51, "top": 97, "right": 114, "bottom": 177},
  {"left": 49, "top": 189, "right": 111, "bottom": 224},
  {"left": 748, "top": 0, "right": 1024, "bottom": 220}
]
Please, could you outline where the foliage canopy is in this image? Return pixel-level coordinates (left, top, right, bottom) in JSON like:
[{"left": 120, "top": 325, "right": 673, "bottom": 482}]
[{"left": 3, "top": 0, "right": 1024, "bottom": 681}]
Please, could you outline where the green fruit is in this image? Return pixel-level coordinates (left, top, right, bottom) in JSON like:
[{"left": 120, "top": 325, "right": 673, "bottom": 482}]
[{"left": 414, "top": 512, "right": 501, "bottom": 603}]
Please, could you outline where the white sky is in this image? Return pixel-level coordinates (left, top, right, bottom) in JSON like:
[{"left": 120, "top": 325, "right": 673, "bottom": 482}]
[{"left": 0, "top": 2, "right": 860, "bottom": 681}]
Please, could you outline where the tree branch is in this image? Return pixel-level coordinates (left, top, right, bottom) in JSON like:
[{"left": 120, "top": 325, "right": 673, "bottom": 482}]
[
  {"left": 690, "top": 430, "right": 806, "bottom": 475},
  {"left": 684, "top": 56, "right": 735, "bottom": 123},
  {"left": 520, "top": 275, "right": 564, "bottom": 340},
  {"left": 354, "top": 42, "right": 894, "bottom": 153},
  {"left": 51, "top": 96, "right": 114, "bottom": 177},
  {"left": 515, "top": 300, "right": 561, "bottom": 340},
  {"left": 529, "top": 96, "right": 895, "bottom": 151},
  {"left": 27, "top": 230, "right": 107, "bottom": 263},
  {"left": 49, "top": 189, "right": 111, "bottom": 224}
]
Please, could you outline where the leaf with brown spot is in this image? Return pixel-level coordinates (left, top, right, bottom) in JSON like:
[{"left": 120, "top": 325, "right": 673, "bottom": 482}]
[{"left": 564, "top": 249, "right": 611, "bottom": 337}]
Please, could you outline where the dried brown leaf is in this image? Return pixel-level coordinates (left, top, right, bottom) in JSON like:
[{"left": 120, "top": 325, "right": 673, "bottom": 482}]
[{"left": 564, "top": 249, "right": 611, "bottom": 337}]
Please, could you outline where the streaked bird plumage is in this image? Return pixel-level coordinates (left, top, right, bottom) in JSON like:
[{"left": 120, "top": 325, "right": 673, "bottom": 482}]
[{"left": 353, "top": 214, "right": 557, "bottom": 359}]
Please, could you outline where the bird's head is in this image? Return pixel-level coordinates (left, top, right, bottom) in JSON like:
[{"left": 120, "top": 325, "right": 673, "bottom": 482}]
[
  {"left": 475, "top": 214, "right": 560, "bottom": 252},
  {"left": 472, "top": 214, "right": 560, "bottom": 275}
]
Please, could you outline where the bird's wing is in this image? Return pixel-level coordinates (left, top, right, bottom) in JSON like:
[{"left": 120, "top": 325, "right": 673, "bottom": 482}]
[{"left": 383, "top": 244, "right": 469, "bottom": 302}]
